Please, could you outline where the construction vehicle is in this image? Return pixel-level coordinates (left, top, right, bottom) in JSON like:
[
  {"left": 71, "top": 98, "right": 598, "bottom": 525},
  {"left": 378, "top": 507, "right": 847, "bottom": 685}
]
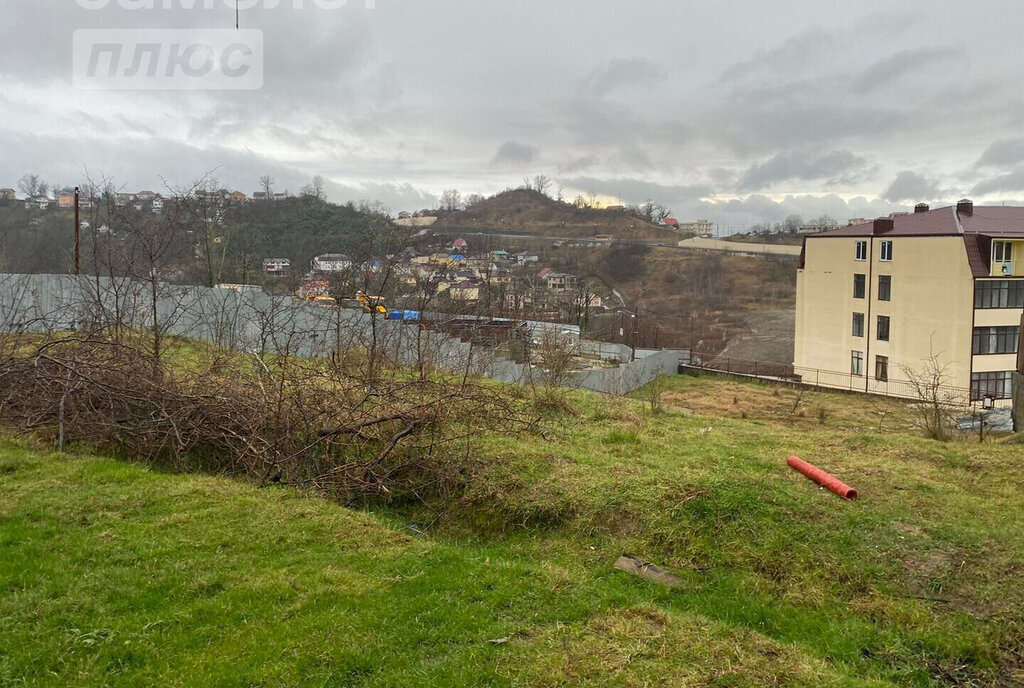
[{"left": 356, "top": 290, "right": 389, "bottom": 315}]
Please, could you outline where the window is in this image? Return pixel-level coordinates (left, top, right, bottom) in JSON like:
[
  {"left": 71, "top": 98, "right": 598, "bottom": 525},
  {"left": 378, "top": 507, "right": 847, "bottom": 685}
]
[
  {"left": 853, "top": 273, "right": 866, "bottom": 299},
  {"left": 971, "top": 371, "right": 1013, "bottom": 401},
  {"left": 852, "top": 312, "right": 864, "bottom": 337},
  {"left": 851, "top": 350, "right": 863, "bottom": 376},
  {"left": 855, "top": 241, "right": 867, "bottom": 261},
  {"left": 972, "top": 326, "right": 1020, "bottom": 355},
  {"left": 974, "top": 280, "right": 1024, "bottom": 308},
  {"left": 875, "top": 355, "right": 888, "bottom": 381},
  {"left": 993, "top": 241, "right": 1013, "bottom": 263},
  {"left": 880, "top": 240, "right": 893, "bottom": 261},
  {"left": 876, "top": 315, "right": 890, "bottom": 341},
  {"left": 878, "top": 275, "right": 891, "bottom": 301}
]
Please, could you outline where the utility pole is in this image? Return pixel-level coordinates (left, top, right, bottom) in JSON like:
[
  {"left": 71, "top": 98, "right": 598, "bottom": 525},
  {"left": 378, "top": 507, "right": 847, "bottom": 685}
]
[
  {"left": 73, "top": 187, "right": 80, "bottom": 275},
  {"left": 630, "top": 309, "right": 638, "bottom": 362}
]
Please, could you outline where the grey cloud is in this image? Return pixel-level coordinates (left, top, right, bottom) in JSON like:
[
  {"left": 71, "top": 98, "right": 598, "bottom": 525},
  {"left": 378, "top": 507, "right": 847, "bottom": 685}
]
[
  {"left": 881, "top": 171, "right": 945, "bottom": 202},
  {"left": 719, "top": 26, "right": 835, "bottom": 83},
  {"left": 491, "top": 141, "right": 537, "bottom": 166},
  {"left": 557, "top": 155, "right": 600, "bottom": 175},
  {"left": 578, "top": 57, "right": 666, "bottom": 99},
  {"left": 976, "top": 139, "right": 1024, "bottom": 168},
  {"left": 737, "top": 149, "right": 871, "bottom": 191},
  {"left": 972, "top": 167, "right": 1024, "bottom": 195},
  {"left": 851, "top": 48, "right": 959, "bottom": 93}
]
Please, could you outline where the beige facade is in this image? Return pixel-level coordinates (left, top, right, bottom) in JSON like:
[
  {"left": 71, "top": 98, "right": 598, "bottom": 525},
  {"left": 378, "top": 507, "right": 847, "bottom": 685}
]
[
  {"left": 796, "top": 235, "right": 973, "bottom": 394},
  {"left": 795, "top": 204, "right": 1024, "bottom": 403}
]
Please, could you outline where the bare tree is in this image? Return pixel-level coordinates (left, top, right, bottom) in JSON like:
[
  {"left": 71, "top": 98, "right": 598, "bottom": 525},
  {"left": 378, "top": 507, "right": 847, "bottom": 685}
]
[
  {"left": 439, "top": 188, "right": 462, "bottom": 212},
  {"left": 463, "top": 193, "right": 485, "bottom": 208},
  {"left": 301, "top": 175, "right": 327, "bottom": 202},
  {"left": 259, "top": 175, "right": 275, "bottom": 199},
  {"left": 532, "top": 174, "right": 552, "bottom": 197},
  {"left": 18, "top": 173, "right": 49, "bottom": 198},
  {"left": 901, "top": 342, "right": 959, "bottom": 441}
]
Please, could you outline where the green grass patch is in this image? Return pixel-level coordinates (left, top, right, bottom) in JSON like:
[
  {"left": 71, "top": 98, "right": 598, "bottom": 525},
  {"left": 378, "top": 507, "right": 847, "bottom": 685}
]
[{"left": 2, "top": 375, "right": 1023, "bottom": 686}]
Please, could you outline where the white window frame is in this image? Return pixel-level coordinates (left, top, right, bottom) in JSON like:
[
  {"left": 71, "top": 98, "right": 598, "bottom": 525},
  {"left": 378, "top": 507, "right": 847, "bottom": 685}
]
[
  {"left": 880, "top": 240, "right": 893, "bottom": 262},
  {"left": 851, "top": 350, "right": 863, "bottom": 376},
  {"left": 993, "top": 241, "right": 1013, "bottom": 263},
  {"left": 855, "top": 241, "right": 867, "bottom": 261}
]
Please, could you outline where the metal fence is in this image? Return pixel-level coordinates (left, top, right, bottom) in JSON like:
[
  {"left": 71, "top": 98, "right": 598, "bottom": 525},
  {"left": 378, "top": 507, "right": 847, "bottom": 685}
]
[
  {"left": 0, "top": 273, "right": 683, "bottom": 396},
  {"left": 685, "top": 354, "right": 975, "bottom": 407}
]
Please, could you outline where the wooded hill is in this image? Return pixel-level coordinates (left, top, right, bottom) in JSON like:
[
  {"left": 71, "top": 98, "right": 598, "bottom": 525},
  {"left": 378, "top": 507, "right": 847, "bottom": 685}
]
[{"left": 435, "top": 189, "right": 677, "bottom": 243}]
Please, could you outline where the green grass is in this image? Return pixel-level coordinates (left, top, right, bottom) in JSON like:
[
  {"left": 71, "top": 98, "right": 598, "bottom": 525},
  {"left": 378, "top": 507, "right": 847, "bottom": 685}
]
[{"left": 2, "top": 376, "right": 1022, "bottom": 686}]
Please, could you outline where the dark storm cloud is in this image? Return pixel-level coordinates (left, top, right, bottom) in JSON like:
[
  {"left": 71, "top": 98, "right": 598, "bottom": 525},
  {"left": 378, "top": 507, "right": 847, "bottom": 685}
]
[
  {"left": 737, "top": 150, "right": 872, "bottom": 192},
  {"left": 491, "top": 141, "right": 537, "bottom": 166},
  {"left": 881, "top": 171, "right": 945, "bottom": 202}
]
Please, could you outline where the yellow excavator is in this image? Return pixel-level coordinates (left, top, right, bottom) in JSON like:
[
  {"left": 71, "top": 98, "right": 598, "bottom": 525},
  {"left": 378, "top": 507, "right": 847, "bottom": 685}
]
[{"left": 356, "top": 290, "right": 388, "bottom": 315}]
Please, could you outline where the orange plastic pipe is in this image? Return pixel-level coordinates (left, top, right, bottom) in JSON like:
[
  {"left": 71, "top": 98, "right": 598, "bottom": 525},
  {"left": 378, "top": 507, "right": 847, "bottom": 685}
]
[{"left": 787, "top": 456, "right": 858, "bottom": 500}]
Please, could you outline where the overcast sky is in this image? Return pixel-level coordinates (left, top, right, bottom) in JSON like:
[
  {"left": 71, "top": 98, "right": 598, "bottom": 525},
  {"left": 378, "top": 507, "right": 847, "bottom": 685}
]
[{"left": 3, "top": 0, "right": 1024, "bottom": 228}]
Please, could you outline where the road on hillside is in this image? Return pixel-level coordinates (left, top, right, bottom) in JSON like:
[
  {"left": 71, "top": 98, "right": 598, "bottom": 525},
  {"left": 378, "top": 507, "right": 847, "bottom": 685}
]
[{"left": 428, "top": 226, "right": 801, "bottom": 258}]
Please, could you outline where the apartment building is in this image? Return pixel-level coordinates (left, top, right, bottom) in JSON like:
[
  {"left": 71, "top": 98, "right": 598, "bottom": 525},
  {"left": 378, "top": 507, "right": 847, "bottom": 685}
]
[{"left": 794, "top": 200, "right": 1024, "bottom": 403}]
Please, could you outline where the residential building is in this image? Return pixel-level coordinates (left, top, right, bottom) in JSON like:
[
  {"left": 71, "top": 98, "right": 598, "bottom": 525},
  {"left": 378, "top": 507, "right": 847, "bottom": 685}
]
[
  {"left": 794, "top": 200, "right": 1024, "bottom": 403},
  {"left": 136, "top": 190, "right": 156, "bottom": 202},
  {"left": 679, "top": 219, "right": 715, "bottom": 234},
  {"left": 544, "top": 271, "right": 578, "bottom": 292},
  {"left": 152, "top": 198, "right": 164, "bottom": 213},
  {"left": 263, "top": 258, "right": 291, "bottom": 275},
  {"left": 252, "top": 192, "right": 268, "bottom": 201},
  {"left": 229, "top": 191, "right": 247, "bottom": 204},
  {"left": 312, "top": 254, "right": 352, "bottom": 273},
  {"left": 0, "top": 188, "right": 16, "bottom": 202}
]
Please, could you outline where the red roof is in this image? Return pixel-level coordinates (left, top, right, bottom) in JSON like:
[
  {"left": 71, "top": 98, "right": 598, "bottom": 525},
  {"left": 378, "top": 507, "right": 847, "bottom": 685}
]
[
  {"left": 663, "top": 218, "right": 680, "bottom": 227},
  {"left": 808, "top": 203, "right": 1024, "bottom": 277},
  {"left": 452, "top": 238, "right": 467, "bottom": 247}
]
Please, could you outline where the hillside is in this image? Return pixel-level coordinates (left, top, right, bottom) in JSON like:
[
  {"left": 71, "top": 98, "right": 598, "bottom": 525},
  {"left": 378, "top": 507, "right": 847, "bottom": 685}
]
[
  {"left": 435, "top": 189, "right": 677, "bottom": 243},
  {"left": 546, "top": 245, "right": 797, "bottom": 354},
  {"left": 2, "top": 376, "right": 1022, "bottom": 686}
]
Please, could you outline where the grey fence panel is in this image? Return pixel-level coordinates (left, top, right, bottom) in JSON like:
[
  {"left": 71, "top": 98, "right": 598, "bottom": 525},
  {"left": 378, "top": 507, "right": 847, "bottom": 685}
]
[{"left": 0, "top": 274, "right": 678, "bottom": 395}]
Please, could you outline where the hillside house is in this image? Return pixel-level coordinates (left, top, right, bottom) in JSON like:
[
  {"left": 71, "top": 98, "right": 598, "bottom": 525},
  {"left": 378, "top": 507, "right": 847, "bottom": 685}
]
[
  {"left": 312, "top": 254, "right": 352, "bottom": 273},
  {"left": 679, "top": 219, "right": 715, "bottom": 235},
  {"left": 0, "top": 189, "right": 16, "bottom": 202},
  {"left": 263, "top": 258, "right": 291, "bottom": 275},
  {"left": 795, "top": 200, "right": 1024, "bottom": 403},
  {"left": 544, "top": 272, "right": 579, "bottom": 292}
]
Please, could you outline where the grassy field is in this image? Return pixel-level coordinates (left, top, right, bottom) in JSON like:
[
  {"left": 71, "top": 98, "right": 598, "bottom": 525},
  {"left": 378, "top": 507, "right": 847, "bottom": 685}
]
[{"left": 1, "top": 375, "right": 1022, "bottom": 686}]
